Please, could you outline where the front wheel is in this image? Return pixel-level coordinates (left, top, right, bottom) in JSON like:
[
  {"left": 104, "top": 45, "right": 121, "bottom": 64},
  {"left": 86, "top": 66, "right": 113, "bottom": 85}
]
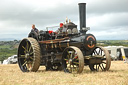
[{"left": 89, "top": 46, "right": 111, "bottom": 71}]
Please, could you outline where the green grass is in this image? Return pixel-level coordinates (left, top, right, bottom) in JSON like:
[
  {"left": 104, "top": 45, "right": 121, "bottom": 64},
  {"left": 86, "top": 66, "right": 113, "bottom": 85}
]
[{"left": 0, "top": 45, "right": 11, "bottom": 48}]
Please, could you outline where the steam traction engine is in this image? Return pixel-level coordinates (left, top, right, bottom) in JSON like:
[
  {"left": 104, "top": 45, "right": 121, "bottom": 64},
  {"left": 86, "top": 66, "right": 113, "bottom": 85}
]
[{"left": 17, "top": 3, "right": 111, "bottom": 73}]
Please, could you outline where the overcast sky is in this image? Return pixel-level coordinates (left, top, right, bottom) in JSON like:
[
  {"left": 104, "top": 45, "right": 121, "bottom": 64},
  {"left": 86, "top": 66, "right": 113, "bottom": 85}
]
[{"left": 0, "top": 0, "right": 128, "bottom": 40}]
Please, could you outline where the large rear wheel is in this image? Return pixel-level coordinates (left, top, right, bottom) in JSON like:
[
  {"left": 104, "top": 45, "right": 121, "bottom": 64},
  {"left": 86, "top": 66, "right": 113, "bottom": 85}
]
[
  {"left": 18, "top": 38, "right": 41, "bottom": 72},
  {"left": 62, "top": 46, "right": 84, "bottom": 74}
]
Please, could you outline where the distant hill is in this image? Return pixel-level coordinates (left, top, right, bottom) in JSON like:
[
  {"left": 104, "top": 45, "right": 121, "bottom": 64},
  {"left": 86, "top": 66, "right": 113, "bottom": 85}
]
[
  {"left": 97, "top": 40, "right": 128, "bottom": 47},
  {"left": 0, "top": 38, "right": 18, "bottom": 41}
]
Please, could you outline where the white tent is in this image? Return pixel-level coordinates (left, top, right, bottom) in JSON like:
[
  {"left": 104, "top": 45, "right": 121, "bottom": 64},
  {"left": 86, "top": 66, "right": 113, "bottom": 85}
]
[{"left": 104, "top": 46, "right": 128, "bottom": 63}]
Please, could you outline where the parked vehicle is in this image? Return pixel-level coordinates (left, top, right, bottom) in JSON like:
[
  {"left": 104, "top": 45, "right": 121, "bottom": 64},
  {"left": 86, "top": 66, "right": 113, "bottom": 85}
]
[{"left": 3, "top": 55, "right": 17, "bottom": 64}]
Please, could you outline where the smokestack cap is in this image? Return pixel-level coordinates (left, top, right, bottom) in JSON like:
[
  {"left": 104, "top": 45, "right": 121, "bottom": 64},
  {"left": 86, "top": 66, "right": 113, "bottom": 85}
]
[{"left": 78, "top": 3, "right": 86, "bottom": 5}]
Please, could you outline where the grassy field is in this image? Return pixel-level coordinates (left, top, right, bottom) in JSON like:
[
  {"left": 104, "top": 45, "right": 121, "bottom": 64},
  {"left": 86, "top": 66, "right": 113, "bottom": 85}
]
[
  {"left": 0, "top": 45, "right": 17, "bottom": 61},
  {"left": 0, "top": 45, "right": 11, "bottom": 48},
  {"left": 0, "top": 61, "right": 128, "bottom": 85}
]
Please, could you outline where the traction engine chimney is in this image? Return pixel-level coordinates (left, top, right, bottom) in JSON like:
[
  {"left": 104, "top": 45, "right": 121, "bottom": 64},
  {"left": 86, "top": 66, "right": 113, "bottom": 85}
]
[{"left": 78, "top": 3, "right": 86, "bottom": 33}]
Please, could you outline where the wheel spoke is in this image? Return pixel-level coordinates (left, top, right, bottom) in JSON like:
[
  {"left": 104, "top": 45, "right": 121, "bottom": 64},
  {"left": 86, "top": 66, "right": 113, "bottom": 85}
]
[
  {"left": 101, "top": 50, "right": 103, "bottom": 55},
  {"left": 29, "top": 56, "right": 34, "bottom": 60},
  {"left": 103, "top": 54, "right": 105, "bottom": 57},
  {"left": 102, "top": 64, "right": 105, "bottom": 69},
  {"left": 24, "top": 58, "right": 26, "bottom": 61},
  {"left": 64, "top": 58, "right": 68, "bottom": 61},
  {"left": 94, "top": 50, "right": 96, "bottom": 55},
  {"left": 22, "top": 46, "right": 27, "bottom": 52},
  {"left": 26, "top": 41, "right": 29, "bottom": 52},
  {"left": 99, "top": 64, "right": 103, "bottom": 70},
  {"left": 98, "top": 49, "right": 101, "bottom": 55},
  {"left": 29, "top": 52, "right": 34, "bottom": 55},
  {"left": 98, "top": 64, "right": 100, "bottom": 71},
  {"left": 102, "top": 58, "right": 106, "bottom": 60},
  {"left": 22, "top": 61, "right": 28, "bottom": 66},
  {"left": 21, "top": 55, "right": 25, "bottom": 57},
  {"left": 102, "top": 62, "right": 106, "bottom": 64},
  {"left": 96, "top": 65, "right": 98, "bottom": 71},
  {"left": 67, "top": 55, "right": 70, "bottom": 59},
  {"left": 24, "top": 51, "right": 26, "bottom": 54},
  {"left": 18, "top": 55, "right": 25, "bottom": 59},
  {"left": 29, "top": 45, "right": 32, "bottom": 53},
  {"left": 73, "top": 62, "right": 79, "bottom": 64},
  {"left": 70, "top": 53, "right": 73, "bottom": 59},
  {"left": 67, "top": 51, "right": 70, "bottom": 56},
  {"left": 94, "top": 50, "right": 98, "bottom": 55},
  {"left": 72, "top": 51, "right": 75, "bottom": 59}
]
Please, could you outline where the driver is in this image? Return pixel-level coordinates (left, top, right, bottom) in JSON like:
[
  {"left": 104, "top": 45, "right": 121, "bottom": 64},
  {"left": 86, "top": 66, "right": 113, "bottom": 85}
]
[{"left": 31, "top": 24, "right": 39, "bottom": 35}]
